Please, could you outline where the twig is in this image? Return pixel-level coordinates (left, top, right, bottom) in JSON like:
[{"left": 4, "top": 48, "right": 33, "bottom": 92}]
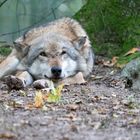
[
  {"left": 52, "top": 8, "right": 56, "bottom": 19},
  {"left": 0, "top": 0, "right": 8, "bottom": 8}
]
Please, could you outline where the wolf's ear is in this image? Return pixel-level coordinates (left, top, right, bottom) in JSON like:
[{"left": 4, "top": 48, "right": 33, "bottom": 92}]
[
  {"left": 72, "top": 36, "right": 87, "bottom": 50},
  {"left": 78, "top": 36, "right": 87, "bottom": 46},
  {"left": 13, "top": 42, "right": 30, "bottom": 55}
]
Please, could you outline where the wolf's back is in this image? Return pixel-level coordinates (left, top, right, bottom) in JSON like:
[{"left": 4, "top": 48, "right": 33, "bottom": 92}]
[{"left": 16, "top": 17, "right": 90, "bottom": 47}]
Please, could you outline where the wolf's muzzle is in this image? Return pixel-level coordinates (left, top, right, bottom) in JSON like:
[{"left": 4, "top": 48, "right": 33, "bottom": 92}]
[{"left": 51, "top": 66, "right": 62, "bottom": 78}]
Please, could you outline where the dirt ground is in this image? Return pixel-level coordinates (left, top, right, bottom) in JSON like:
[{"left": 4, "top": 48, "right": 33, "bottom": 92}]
[{"left": 0, "top": 58, "right": 140, "bottom": 140}]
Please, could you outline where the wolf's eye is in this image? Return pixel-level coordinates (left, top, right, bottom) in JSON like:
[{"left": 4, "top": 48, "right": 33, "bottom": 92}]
[
  {"left": 61, "top": 51, "right": 66, "bottom": 55},
  {"left": 40, "top": 52, "right": 46, "bottom": 56}
]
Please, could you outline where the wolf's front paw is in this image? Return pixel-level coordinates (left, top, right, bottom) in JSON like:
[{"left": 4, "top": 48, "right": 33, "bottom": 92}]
[
  {"left": 3, "top": 75, "right": 25, "bottom": 89},
  {"left": 59, "top": 72, "right": 87, "bottom": 85},
  {"left": 33, "top": 79, "right": 49, "bottom": 89}
]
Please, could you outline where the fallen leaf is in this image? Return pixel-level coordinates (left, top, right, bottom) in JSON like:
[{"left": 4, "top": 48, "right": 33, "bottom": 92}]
[
  {"left": 0, "top": 132, "right": 16, "bottom": 139},
  {"left": 111, "top": 93, "right": 116, "bottom": 97},
  {"left": 124, "top": 48, "right": 140, "bottom": 56},
  {"left": 91, "top": 75, "right": 103, "bottom": 80},
  {"left": 97, "top": 107, "right": 107, "bottom": 114},
  {"left": 42, "top": 105, "right": 48, "bottom": 111},
  {"left": 103, "top": 57, "right": 119, "bottom": 67},
  {"left": 93, "top": 122, "right": 102, "bottom": 130},
  {"left": 25, "top": 103, "right": 35, "bottom": 110},
  {"left": 8, "top": 100, "right": 24, "bottom": 108},
  {"left": 92, "top": 95, "right": 101, "bottom": 102},
  {"left": 64, "top": 113, "right": 78, "bottom": 121},
  {"left": 19, "top": 90, "right": 27, "bottom": 96},
  {"left": 46, "top": 84, "right": 64, "bottom": 103},
  {"left": 113, "top": 113, "right": 119, "bottom": 118},
  {"left": 129, "top": 119, "right": 138, "bottom": 125},
  {"left": 112, "top": 56, "right": 119, "bottom": 64},
  {"left": 116, "top": 63, "right": 126, "bottom": 68},
  {"left": 34, "top": 90, "right": 44, "bottom": 108},
  {"left": 26, "top": 81, "right": 64, "bottom": 109},
  {"left": 67, "top": 104, "right": 78, "bottom": 111}
]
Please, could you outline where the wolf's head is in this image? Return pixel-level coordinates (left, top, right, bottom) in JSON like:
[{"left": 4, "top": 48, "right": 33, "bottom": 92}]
[{"left": 17, "top": 33, "right": 88, "bottom": 80}]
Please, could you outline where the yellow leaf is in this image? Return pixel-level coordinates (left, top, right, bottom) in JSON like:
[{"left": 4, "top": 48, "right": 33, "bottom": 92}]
[
  {"left": 34, "top": 90, "right": 44, "bottom": 108},
  {"left": 55, "top": 84, "right": 64, "bottom": 95},
  {"left": 47, "top": 84, "right": 64, "bottom": 103},
  {"left": 112, "top": 56, "right": 119, "bottom": 64},
  {"left": 27, "top": 82, "right": 64, "bottom": 108},
  {"left": 124, "top": 48, "right": 139, "bottom": 56}
]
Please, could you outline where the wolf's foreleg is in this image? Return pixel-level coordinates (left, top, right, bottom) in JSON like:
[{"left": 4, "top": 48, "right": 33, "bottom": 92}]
[
  {"left": 4, "top": 71, "right": 33, "bottom": 89},
  {"left": 16, "top": 71, "right": 33, "bottom": 86},
  {"left": 0, "top": 55, "right": 19, "bottom": 78}
]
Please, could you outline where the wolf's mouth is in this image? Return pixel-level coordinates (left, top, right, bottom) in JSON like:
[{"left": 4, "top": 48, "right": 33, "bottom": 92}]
[{"left": 44, "top": 74, "right": 64, "bottom": 81}]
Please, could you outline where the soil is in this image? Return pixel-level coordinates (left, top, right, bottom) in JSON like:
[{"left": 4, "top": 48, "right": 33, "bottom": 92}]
[{"left": 0, "top": 57, "right": 140, "bottom": 140}]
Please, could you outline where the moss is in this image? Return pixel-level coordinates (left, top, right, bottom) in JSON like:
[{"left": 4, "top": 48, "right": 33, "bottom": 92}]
[{"left": 74, "top": 0, "right": 140, "bottom": 58}]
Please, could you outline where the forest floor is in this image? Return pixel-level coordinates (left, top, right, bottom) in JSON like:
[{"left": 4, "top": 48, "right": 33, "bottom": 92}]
[{"left": 0, "top": 56, "right": 140, "bottom": 140}]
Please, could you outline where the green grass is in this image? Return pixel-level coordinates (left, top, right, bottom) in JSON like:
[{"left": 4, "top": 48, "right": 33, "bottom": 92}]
[
  {"left": 74, "top": 0, "right": 140, "bottom": 59},
  {"left": 117, "top": 52, "right": 140, "bottom": 66},
  {"left": 0, "top": 46, "right": 12, "bottom": 56}
]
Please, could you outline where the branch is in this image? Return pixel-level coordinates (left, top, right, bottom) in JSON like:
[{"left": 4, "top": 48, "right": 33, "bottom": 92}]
[{"left": 0, "top": 0, "right": 8, "bottom": 8}]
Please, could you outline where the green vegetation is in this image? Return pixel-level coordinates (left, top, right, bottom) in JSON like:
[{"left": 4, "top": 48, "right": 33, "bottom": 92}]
[
  {"left": 0, "top": 45, "right": 11, "bottom": 56},
  {"left": 74, "top": 0, "right": 140, "bottom": 57},
  {"left": 117, "top": 52, "right": 140, "bottom": 67}
]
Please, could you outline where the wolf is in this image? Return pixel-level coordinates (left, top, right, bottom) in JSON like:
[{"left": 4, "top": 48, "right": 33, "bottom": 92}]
[{"left": 0, "top": 17, "right": 94, "bottom": 89}]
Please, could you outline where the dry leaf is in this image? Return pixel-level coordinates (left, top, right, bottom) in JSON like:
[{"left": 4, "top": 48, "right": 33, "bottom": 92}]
[
  {"left": 8, "top": 100, "right": 24, "bottom": 108},
  {"left": 25, "top": 102, "right": 35, "bottom": 110},
  {"left": 103, "top": 57, "right": 119, "bottom": 67},
  {"left": 65, "top": 113, "right": 78, "bottom": 120},
  {"left": 0, "top": 132, "right": 16, "bottom": 139},
  {"left": 113, "top": 113, "right": 119, "bottom": 118},
  {"left": 67, "top": 104, "right": 78, "bottom": 111},
  {"left": 116, "top": 63, "right": 126, "bottom": 68},
  {"left": 26, "top": 81, "right": 64, "bottom": 108},
  {"left": 124, "top": 48, "right": 140, "bottom": 56},
  {"left": 91, "top": 75, "right": 103, "bottom": 80},
  {"left": 129, "top": 119, "right": 138, "bottom": 124},
  {"left": 34, "top": 90, "right": 44, "bottom": 108},
  {"left": 112, "top": 56, "right": 119, "bottom": 64}
]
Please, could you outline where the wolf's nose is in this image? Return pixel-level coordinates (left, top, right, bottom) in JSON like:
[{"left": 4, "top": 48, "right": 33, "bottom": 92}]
[{"left": 51, "top": 67, "right": 62, "bottom": 77}]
